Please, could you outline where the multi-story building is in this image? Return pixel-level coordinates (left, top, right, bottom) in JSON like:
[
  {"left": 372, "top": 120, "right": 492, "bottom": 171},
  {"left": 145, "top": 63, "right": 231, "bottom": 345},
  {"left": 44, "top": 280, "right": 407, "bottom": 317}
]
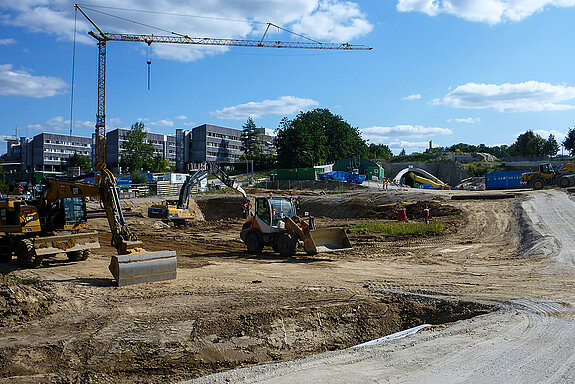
[
  {"left": 176, "top": 124, "right": 243, "bottom": 172},
  {"left": 12, "top": 133, "right": 93, "bottom": 173},
  {"left": 105, "top": 128, "right": 176, "bottom": 173}
]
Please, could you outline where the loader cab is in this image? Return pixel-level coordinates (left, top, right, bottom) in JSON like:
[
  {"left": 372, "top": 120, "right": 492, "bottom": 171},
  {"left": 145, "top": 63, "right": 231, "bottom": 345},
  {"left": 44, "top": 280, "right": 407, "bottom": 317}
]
[
  {"left": 255, "top": 196, "right": 296, "bottom": 228},
  {"left": 539, "top": 163, "right": 553, "bottom": 175}
]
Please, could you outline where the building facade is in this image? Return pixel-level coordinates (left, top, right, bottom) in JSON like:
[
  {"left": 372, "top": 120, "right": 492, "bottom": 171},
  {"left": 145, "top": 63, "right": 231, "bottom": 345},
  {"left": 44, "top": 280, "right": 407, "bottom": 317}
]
[
  {"left": 176, "top": 124, "right": 243, "bottom": 172},
  {"left": 5, "top": 133, "right": 93, "bottom": 173},
  {"left": 105, "top": 128, "right": 176, "bottom": 173}
]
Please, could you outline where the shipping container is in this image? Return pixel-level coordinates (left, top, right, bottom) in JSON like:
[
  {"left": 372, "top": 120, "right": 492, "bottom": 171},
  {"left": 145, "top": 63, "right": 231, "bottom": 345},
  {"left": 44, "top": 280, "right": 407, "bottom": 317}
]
[
  {"left": 485, "top": 171, "right": 526, "bottom": 190},
  {"left": 276, "top": 168, "right": 297, "bottom": 180},
  {"left": 296, "top": 168, "right": 318, "bottom": 180}
]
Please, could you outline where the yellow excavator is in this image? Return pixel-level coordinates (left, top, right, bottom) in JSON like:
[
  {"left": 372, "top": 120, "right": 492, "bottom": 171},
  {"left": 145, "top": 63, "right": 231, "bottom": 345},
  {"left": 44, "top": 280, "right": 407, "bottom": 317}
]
[
  {"left": 148, "top": 162, "right": 247, "bottom": 224},
  {"left": 0, "top": 169, "right": 177, "bottom": 286},
  {"left": 240, "top": 195, "right": 352, "bottom": 257}
]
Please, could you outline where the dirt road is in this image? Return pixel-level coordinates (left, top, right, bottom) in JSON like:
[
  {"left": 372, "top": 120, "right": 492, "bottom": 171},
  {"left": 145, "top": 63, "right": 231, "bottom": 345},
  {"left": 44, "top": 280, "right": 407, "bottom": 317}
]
[
  {"left": 187, "top": 189, "right": 575, "bottom": 384},
  {"left": 1, "top": 189, "right": 573, "bottom": 383}
]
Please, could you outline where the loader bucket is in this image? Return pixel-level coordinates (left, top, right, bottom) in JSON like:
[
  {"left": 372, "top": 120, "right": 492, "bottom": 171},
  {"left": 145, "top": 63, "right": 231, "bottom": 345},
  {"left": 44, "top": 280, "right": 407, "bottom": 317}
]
[
  {"left": 109, "top": 250, "right": 177, "bottom": 287},
  {"left": 303, "top": 228, "right": 352, "bottom": 255}
]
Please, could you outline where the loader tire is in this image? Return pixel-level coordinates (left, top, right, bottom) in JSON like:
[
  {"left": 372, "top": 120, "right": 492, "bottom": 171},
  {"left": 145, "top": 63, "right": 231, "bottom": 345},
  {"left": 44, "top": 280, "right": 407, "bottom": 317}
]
[
  {"left": 0, "top": 252, "right": 11, "bottom": 263},
  {"left": 17, "top": 239, "right": 41, "bottom": 268},
  {"left": 276, "top": 232, "right": 297, "bottom": 257},
  {"left": 531, "top": 178, "right": 545, "bottom": 190},
  {"left": 80, "top": 249, "right": 91, "bottom": 261},
  {"left": 67, "top": 251, "right": 82, "bottom": 261},
  {"left": 558, "top": 176, "right": 571, "bottom": 188},
  {"left": 245, "top": 232, "right": 263, "bottom": 254}
]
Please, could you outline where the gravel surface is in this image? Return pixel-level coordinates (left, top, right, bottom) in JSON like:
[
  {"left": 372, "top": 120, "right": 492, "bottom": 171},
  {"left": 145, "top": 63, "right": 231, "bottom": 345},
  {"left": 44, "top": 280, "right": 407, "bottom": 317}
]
[{"left": 185, "top": 189, "right": 575, "bottom": 384}]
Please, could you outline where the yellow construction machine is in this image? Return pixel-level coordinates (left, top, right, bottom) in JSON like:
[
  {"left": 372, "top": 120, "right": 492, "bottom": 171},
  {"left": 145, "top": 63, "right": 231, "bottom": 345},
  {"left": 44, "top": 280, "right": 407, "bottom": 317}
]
[
  {"left": 240, "top": 195, "right": 351, "bottom": 257},
  {"left": 148, "top": 162, "right": 247, "bottom": 224},
  {"left": 521, "top": 162, "right": 575, "bottom": 189},
  {"left": 0, "top": 169, "right": 177, "bottom": 286}
]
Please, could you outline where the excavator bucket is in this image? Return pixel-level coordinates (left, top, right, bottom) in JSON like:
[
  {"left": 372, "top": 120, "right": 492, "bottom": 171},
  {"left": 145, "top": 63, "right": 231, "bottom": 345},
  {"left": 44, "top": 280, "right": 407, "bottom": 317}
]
[
  {"left": 109, "top": 249, "right": 177, "bottom": 287},
  {"left": 303, "top": 228, "right": 352, "bottom": 255}
]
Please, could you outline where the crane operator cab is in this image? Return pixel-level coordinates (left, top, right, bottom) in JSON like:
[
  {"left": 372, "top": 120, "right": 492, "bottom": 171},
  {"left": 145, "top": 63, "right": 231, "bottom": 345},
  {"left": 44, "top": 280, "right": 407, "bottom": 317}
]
[{"left": 240, "top": 195, "right": 351, "bottom": 257}]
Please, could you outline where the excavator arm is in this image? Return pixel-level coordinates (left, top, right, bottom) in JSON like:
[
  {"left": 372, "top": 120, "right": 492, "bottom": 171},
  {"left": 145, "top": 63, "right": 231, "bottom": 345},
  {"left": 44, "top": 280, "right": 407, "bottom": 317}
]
[
  {"left": 177, "top": 162, "right": 248, "bottom": 211},
  {"left": 40, "top": 170, "right": 176, "bottom": 286}
]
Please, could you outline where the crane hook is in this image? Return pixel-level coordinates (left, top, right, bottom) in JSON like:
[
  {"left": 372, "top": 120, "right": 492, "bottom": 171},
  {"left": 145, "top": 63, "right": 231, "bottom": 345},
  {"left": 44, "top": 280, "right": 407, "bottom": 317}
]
[{"left": 146, "top": 41, "right": 152, "bottom": 91}]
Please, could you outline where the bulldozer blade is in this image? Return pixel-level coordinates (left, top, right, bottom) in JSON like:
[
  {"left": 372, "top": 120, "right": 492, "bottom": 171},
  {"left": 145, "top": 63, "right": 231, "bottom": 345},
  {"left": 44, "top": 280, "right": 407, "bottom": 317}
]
[
  {"left": 109, "top": 250, "right": 177, "bottom": 287},
  {"left": 34, "top": 231, "right": 100, "bottom": 256},
  {"left": 303, "top": 228, "right": 352, "bottom": 255}
]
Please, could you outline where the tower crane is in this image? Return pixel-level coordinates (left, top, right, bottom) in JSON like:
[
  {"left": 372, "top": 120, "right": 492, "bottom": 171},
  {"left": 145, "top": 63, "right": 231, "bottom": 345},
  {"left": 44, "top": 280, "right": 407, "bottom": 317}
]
[{"left": 74, "top": 4, "right": 372, "bottom": 170}]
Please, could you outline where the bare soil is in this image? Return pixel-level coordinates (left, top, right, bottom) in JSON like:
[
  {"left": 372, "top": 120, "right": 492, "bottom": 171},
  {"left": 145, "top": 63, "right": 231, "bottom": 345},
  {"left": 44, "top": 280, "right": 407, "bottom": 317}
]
[{"left": 0, "top": 188, "right": 553, "bottom": 383}]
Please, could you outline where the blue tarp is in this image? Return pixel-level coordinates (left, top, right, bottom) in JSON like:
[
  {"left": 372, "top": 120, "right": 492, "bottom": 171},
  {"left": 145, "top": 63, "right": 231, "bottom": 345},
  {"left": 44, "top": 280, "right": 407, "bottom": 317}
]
[{"left": 318, "top": 171, "right": 365, "bottom": 184}]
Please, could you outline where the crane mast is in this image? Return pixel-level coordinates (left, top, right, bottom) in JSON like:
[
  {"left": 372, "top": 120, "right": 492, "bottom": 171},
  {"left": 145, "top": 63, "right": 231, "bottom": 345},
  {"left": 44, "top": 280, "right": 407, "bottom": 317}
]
[{"left": 74, "top": 4, "right": 372, "bottom": 170}]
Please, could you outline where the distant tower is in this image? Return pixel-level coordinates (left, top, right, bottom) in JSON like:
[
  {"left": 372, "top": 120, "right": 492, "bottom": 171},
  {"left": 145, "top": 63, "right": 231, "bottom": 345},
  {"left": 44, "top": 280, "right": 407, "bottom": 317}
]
[{"left": 429, "top": 140, "right": 433, "bottom": 150}]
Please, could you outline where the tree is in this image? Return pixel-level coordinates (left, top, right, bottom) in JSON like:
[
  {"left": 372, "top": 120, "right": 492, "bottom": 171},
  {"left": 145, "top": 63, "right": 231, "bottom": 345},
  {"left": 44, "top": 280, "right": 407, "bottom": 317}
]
[
  {"left": 149, "top": 155, "right": 172, "bottom": 173},
  {"left": 544, "top": 134, "right": 559, "bottom": 158},
  {"left": 399, "top": 148, "right": 406, "bottom": 156},
  {"left": 68, "top": 152, "right": 92, "bottom": 173},
  {"left": 274, "top": 109, "right": 367, "bottom": 168},
  {"left": 119, "top": 122, "right": 154, "bottom": 174},
  {"left": 368, "top": 143, "right": 393, "bottom": 160},
  {"left": 509, "top": 131, "right": 546, "bottom": 157},
  {"left": 240, "top": 118, "right": 263, "bottom": 160},
  {"left": 563, "top": 127, "right": 575, "bottom": 156}
]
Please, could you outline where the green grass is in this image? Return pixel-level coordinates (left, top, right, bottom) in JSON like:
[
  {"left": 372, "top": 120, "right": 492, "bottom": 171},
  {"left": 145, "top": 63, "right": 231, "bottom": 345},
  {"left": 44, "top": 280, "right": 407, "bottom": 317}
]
[
  {"left": 349, "top": 221, "right": 446, "bottom": 236},
  {"left": 13, "top": 277, "right": 37, "bottom": 285}
]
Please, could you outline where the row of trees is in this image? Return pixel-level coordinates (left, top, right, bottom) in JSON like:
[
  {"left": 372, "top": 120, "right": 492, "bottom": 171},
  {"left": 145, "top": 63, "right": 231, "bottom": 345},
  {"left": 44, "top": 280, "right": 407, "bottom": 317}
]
[{"left": 72, "top": 111, "right": 575, "bottom": 177}]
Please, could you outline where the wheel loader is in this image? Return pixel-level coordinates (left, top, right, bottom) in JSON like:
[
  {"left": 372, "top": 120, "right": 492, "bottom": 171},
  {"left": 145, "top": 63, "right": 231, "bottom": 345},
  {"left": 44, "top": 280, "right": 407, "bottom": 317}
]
[
  {"left": 240, "top": 195, "right": 351, "bottom": 257},
  {"left": 521, "top": 162, "right": 575, "bottom": 190}
]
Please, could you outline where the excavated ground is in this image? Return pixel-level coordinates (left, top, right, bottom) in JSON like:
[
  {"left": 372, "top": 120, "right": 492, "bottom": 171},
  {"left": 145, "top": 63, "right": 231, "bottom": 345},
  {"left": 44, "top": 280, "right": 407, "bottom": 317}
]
[{"left": 0, "top": 188, "right": 542, "bottom": 383}]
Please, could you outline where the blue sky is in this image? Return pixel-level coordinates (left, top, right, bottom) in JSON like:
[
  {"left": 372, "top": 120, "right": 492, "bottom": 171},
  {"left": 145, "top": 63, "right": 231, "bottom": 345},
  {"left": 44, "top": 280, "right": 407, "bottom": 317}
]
[{"left": 1, "top": 0, "right": 575, "bottom": 155}]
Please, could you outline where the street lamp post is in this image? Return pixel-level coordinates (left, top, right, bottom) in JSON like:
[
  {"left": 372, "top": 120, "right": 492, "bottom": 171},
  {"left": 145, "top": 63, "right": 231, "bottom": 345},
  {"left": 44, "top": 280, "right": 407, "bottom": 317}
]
[{"left": 302, "top": 151, "right": 314, "bottom": 168}]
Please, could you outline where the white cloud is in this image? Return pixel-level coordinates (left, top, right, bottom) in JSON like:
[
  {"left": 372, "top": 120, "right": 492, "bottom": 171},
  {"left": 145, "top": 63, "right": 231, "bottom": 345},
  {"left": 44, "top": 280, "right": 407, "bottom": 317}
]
[
  {"left": 388, "top": 140, "right": 430, "bottom": 154},
  {"left": 447, "top": 117, "right": 480, "bottom": 124},
  {"left": 0, "top": 0, "right": 372, "bottom": 62},
  {"left": 148, "top": 119, "right": 174, "bottom": 127},
  {"left": 290, "top": 0, "right": 373, "bottom": 42},
  {"left": 435, "top": 81, "right": 575, "bottom": 112},
  {"left": 175, "top": 115, "right": 188, "bottom": 120},
  {"left": 19, "top": 116, "right": 93, "bottom": 133},
  {"left": 361, "top": 125, "right": 452, "bottom": 142},
  {"left": 0, "top": 64, "right": 67, "bottom": 98},
  {"left": 396, "top": 0, "right": 575, "bottom": 24},
  {"left": 533, "top": 129, "right": 566, "bottom": 141},
  {"left": 211, "top": 96, "right": 319, "bottom": 120},
  {"left": 0, "top": 38, "right": 16, "bottom": 45},
  {"left": 401, "top": 93, "right": 421, "bottom": 101}
]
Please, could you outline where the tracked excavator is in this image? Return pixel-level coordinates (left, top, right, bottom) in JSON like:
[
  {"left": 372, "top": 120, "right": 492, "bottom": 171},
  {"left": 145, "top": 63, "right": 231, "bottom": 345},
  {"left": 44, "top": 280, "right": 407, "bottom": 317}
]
[
  {"left": 0, "top": 168, "right": 177, "bottom": 286},
  {"left": 148, "top": 162, "right": 247, "bottom": 224}
]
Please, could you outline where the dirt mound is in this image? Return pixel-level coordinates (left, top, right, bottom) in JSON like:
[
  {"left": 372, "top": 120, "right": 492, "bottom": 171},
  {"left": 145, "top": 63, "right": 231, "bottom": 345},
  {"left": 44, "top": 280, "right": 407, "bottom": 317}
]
[
  {"left": 299, "top": 196, "right": 460, "bottom": 220},
  {"left": 0, "top": 275, "right": 58, "bottom": 327}
]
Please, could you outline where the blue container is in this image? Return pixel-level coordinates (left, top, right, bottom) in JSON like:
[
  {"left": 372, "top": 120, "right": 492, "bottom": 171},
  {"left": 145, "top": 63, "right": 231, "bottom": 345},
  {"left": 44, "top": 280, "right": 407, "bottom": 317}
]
[
  {"left": 485, "top": 171, "right": 526, "bottom": 190},
  {"left": 115, "top": 176, "right": 131, "bottom": 185}
]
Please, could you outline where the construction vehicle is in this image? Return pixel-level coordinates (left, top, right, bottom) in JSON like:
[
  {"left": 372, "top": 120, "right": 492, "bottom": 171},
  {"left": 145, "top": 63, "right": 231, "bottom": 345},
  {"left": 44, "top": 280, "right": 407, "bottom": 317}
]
[
  {"left": 521, "top": 162, "right": 575, "bottom": 189},
  {"left": 0, "top": 170, "right": 177, "bottom": 286},
  {"left": 0, "top": 180, "right": 100, "bottom": 267},
  {"left": 148, "top": 162, "right": 247, "bottom": 224},
  {"left": 240, "top": 195, "right": 352, "bottom": 257}
]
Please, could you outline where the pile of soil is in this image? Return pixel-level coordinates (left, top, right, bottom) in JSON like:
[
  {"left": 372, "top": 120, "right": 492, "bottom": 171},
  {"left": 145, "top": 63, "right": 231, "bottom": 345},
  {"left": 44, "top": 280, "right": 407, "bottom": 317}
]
[{"left": 0, "top": 275, "right": 58, "bottom": 327}]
